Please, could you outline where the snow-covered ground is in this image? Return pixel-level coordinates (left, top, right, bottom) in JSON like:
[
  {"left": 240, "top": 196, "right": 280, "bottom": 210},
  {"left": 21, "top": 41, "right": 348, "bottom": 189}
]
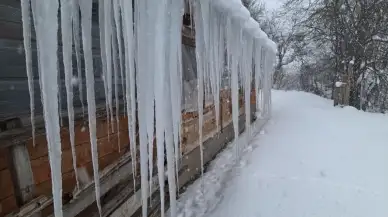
[{"left": 174, "top": 90, "right": 388, "bottom": 217}]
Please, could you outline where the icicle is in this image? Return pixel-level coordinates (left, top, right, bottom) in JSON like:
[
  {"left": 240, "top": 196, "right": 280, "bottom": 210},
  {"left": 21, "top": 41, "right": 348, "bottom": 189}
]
[
  {"left": 215, "top": 19, "right": 225, "bottom": 133},
  {"left": 60, "top": 0, "right": 80, "bottom": 191},
  {"left": 146, "top": 0, "right": 156, "bottom": 196},
  {"left": 121, "top": 0, "right": 137, "bottom": 193},
  {"left": 229, "top": 20, "right": 241, "bottom": 157},
  {"left": 164, "top": 48, "right": 178, "bottom": 217},
  {"left": 72, "top": 0, "right": 85, "bottom": 116},
  {"left": 58, "top": 78, "right": 63, "bottom": 127},
  {"left": 134, "top": 0, "right": 150, "bottom": 215},
  {"left": 193, "top": 0, "right": 205, "bottom": 183},
  {"left": 112, "top": 22, "right": 121, "bottom": 152},
  {"left": 153, "top": 1, "right": 167, "bottom": 215},
  {"left": 137, "top": 0, "right": 157, "bottom": 199},
  {"left": 30, "top": 1, "right": 63, "bottom": 217},
  {"left": 30, "top": 0, "right": 43, "bottom": 107},
  {"left": 104, "top": 0, "right": 115, "bottom": 134},
  {"left": 189, "top": 0, "right": 194, "bottom": 30},
  {"left": 254, "top": 42, "right": 262, "bottom": 116},
  {"left": 261, "top": 48, "right": 267, "bottom": 117},
  {"left": 113, "top": 0, "right": 126, "bottom": 116},
  {"left": 98, "top": 0, "right": 111, "bottom": 141},
  {"left": 242, "top": 27, "right": 254, "bottom": 139},
  {"left": 168, "top": 0, "right": 185, "bottom": 196},
  {"left": 20, "top": 0, "right": 35, "bottom": 146},
  {"left": 259, "top": 47, "right": 265, "bottom": 116},
  {"left": 79, "top": 0, "right": 102, "bottom": 215},
  {"left": 208, "top": 4, "right": 221, "bottom": 133}
]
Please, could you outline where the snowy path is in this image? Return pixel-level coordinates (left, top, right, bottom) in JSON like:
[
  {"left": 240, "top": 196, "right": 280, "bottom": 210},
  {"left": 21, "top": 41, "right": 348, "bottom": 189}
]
[{"left": 174, "top": 90, "right": 388, "bottom": 217}]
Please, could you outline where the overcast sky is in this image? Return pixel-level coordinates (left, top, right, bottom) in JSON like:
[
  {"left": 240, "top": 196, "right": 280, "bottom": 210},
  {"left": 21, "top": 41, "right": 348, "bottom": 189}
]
[{"left": 263, "top": 0, "right": 282, "bottom": 11}]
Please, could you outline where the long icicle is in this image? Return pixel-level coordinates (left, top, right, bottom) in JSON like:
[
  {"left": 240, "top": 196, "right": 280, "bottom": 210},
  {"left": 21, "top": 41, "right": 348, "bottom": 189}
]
[
  {"left": 254, "top": 42, "right": 262, "bottom": 117},
  {"left": 112, "top": 23, "right": 121, "bottom": 152},
  {"left": 134, "top": 0, "right": 150, "bottom": 215},
  {"left": 98, "top": 0, "right": 111, "bottom": 141},
  {"left": 146, "top": 0, "right": 156, "bottom": 197},
  {"left": 170, "top": 0, "right": 185, "bottom": 193},
  {"left": 79, "top": 0, "right": 103, "bottom": 215},
  {"left": 113, "top": 0, "right": 126, "bottom": 117},
  {"left": 153, "top": 1, "right": 167, "bottom": 215},
  {"left": 60, "top": 0, "right": 80, "bottom": 192},
  {"left": 20, "top": 0, "right": 35, "bottom": 146},
  {"left": 72, "top": 0, "right": 85, "bottom": 116},
  {"left": 121, "top": 0, "right": 137, "bottom": 192},
  {"left": 104, "top": 0, "right": 115, "bottom": 134},
  {"left": 193, "top": 0, "right": 205, "bottom": 186},
  {"left": 30, "top": 1, "right": 63, "bottom": 216},
  {"left": 242, "top": 27, "right": 253, "bottom": 139},
  {"left": 30, "top": 0, "right": 44, "bottom": 119},
  {"left": 164, "top": 49, "right": 178, "bottom": 217}
]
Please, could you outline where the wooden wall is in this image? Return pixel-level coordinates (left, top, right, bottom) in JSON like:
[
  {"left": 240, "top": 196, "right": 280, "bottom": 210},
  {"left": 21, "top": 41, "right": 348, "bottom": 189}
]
[
  {"left": 109, "top": 88, "right": 259, "bottom": 217},
  {"left": 0, "top": 115, "right": 130, "bottom": 217},
  {"left": 0, "top": 149, "right": 18, "bottom": 216},
  {"left": 181, "top": 88, "right": 257, "bottom": 152},
  {"left": 27, "top": 115, "right": 130, "bottom": 200},
  {"left": 1, "top": 87, "right": 258, "bottom": 217}
]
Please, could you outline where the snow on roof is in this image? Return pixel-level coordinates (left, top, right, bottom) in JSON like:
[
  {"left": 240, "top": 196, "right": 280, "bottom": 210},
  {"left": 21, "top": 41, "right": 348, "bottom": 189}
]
[{"left": 209, "top": 0, "right": 277, "bottom": 53}]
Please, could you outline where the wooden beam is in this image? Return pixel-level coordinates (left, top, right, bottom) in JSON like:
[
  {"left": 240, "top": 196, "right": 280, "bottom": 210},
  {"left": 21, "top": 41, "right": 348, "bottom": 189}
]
[
  {"left": 45, "top": 152, "right": 133, "bottom": 217},
  {"left": 5, "top": 196, "right": 51, "bottom": 217}
]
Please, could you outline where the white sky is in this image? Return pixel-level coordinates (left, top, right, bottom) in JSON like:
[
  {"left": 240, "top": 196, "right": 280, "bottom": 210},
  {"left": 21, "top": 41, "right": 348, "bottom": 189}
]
[{"left": 262, "top": 0, "right": 283, "bottom": 11}]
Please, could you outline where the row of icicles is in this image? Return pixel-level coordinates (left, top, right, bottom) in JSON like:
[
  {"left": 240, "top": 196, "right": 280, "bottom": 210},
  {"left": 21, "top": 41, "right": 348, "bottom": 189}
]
[{"left": 20, "top": 0, "right": 276, "bottom": 217}]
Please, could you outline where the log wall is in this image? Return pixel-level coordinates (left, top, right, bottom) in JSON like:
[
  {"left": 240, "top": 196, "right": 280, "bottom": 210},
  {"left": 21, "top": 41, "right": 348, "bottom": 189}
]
[{"left": 0, "top": 149, "right": 18, "bottom": 216}]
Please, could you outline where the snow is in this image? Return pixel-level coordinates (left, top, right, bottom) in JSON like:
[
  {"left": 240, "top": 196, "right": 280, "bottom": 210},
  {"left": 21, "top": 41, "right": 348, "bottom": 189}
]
[
  {"left": 335, "top": 81, "right": 346, "bottom": 87},
  {"left": 174, "top": 90, "right": 388, "bottom": 217}
]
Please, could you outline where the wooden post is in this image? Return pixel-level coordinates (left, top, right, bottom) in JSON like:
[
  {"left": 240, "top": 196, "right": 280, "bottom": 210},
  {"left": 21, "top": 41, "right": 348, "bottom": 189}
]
[
  {"left": 8, "top": 143, "right": 35, "bottom": 206},
  {"left": 8, "top": 142, "right": 42, "bottom": 217}
]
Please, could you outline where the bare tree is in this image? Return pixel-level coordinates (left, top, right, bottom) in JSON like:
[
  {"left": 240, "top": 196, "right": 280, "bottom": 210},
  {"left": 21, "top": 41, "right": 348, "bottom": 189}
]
[
  {"left": 242, "top": 0, "right": 266, "bottom": 22},
  {"left": 284, "top": 0, "right": 388, "bottom": 111},
  {"left": 261, "top": 12, "right": 306, "bottom": 89},
  {"left": 242, "top": 0, "right": 306, "bottom": 89}
]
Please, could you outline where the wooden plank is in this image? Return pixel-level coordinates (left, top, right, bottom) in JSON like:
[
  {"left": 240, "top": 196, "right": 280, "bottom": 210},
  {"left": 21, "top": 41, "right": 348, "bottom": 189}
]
[
  {"left": 109, "top": 175, "right": 159, "bottom": 217},
  {"left": 4, "top": 196, "right": 51, "bottom": 217},
  {"left": 44, "top": 152, "right": 133, "bottom": 217}
]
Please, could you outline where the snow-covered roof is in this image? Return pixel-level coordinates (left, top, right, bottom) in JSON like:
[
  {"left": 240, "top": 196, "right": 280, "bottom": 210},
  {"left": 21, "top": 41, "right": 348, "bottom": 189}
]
[{"left": 209, "top": 0, "right": 277, "bottom": 53}]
